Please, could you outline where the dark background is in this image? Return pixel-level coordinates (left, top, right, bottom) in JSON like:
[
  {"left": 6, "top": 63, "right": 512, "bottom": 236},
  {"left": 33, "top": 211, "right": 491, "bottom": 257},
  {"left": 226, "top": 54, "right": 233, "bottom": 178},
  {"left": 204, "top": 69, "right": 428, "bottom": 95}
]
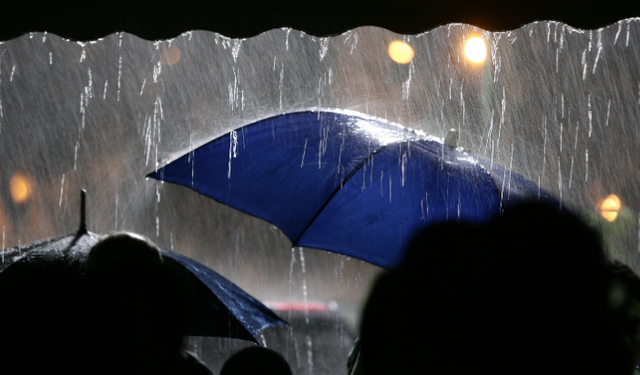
[{"left": 2, "top": 0, "right": 640, "bottom": 41}]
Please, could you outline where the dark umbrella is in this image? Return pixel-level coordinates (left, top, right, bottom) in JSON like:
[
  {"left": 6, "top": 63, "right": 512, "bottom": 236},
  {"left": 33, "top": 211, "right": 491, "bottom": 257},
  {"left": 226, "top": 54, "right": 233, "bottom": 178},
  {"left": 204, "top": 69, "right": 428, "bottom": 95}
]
[
  {"left": 148, "top": 110, "right": 559, "bottom": 269},
  {"left": 0, "top": 195, "right": 286, "bottom": 342}
]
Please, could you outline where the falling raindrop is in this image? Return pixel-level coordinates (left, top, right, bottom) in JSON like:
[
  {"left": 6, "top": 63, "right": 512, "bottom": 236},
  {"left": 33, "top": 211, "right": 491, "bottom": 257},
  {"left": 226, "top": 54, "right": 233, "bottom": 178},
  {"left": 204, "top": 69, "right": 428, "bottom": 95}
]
[
  {"left": 585, "top": 149, "right": 589, "bottom": 182},
  {"left": 319, "top": 38, "right": 329, "bottom": 60},
  {"left": 587, "top": 94, "right": 592, "bottom": 137},
  {"left": 592, "top": 30, "right": 602, "bottom": 74},
  {"left": 560, "top": 122, "right": 564, "bottom": 153},
  {"left": 301, "top": 139, "right": 307, "bottom": 168},
  {"left": 299, "top": 251, "right": 311, "bottom": 324},
  {"left": 289, "top": 247, "right": 296, "bottom": 303},
  {"left": 140, "top": 78, "right": 147, "bottom": 96},
  {"left": 231, "top": 39, "right": 242, "bottom": 63},
  {"left": 74, "top": 141, "right": 79, "bottom": 170},
  {"left": 117, "top": 55, "right": 122, "bottom": 101},
  {"left": 306, "top": 335, "right": 314, "bottom": 374},
  {"left": 581, "top": 48, "right": 588, "bottom": 81},
  {"left": 278, "top": 63, "right": 284, "bottom": 111},
  {"left": 614, "top": 22, "right": 622, "bottom": 45},
  {"left": 569, "top": 156, "right": 575, "bottom": 189},
  {"left": 59, "top": 174, "right": 65, "bottom": 206}
]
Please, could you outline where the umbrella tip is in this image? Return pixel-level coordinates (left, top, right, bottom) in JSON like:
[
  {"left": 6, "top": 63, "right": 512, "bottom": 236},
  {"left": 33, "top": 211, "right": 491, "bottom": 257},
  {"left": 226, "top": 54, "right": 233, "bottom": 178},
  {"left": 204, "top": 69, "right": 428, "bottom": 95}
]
[
  {"left": 78, "top": 189, "right": 87, "bottom": 235},
  {"left": 444, "top": 129, "right": 459, "bottom": 149}
]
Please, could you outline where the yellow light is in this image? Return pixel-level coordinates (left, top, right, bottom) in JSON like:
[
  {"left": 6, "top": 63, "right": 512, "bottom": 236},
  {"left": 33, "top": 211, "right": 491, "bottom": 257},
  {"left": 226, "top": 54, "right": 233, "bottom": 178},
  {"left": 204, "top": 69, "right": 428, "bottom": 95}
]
[
  {"left": 597, "top": 194, "right": 621, "bottom": 222},
  {"left": 161, "top": 45, "right": 181, "bottom": 66},
  {"left": 388, "top": 41, "right": 414, "bottom": 64},
  {"left": 464, "top": 37, "right": 487, "bottom": 63},
  {"left": 10, "top": 174, "right": 31, "bottom": 203}
]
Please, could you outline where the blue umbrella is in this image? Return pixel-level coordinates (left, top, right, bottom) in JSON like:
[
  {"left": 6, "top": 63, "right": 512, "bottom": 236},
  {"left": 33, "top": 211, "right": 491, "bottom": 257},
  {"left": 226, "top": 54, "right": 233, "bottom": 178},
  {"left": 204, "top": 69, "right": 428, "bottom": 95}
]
[
  {"left": 149, "top": 110, "right": 557, "bottom": 268},
  {"left": 0, "top": 227, "right": 286, "bottom": 342}
]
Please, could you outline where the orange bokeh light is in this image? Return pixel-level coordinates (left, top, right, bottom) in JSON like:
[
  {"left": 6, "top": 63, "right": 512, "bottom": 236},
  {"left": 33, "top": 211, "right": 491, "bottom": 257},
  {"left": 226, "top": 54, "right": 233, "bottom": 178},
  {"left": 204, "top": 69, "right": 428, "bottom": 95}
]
[
  {"left": 10, "top": 174, "right": 32, "bottom": 203},
  {"left": 161, "top": 45, "right": 181, "bottom": 66},
  {"left": 388, "top": 41, "right": 414, "bottom": 64},
  {"left": 597, "top": 194, "right": 621, "bottom": 222}
]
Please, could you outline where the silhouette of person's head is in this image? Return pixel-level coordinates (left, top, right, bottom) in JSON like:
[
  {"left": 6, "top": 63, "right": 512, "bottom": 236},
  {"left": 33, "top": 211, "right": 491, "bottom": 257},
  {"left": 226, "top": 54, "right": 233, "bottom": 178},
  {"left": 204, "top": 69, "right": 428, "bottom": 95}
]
[
  {"left": 220, "top": 346, "right": 292, "bottom": 375},
  {"left": 85, "top": 232, "right": 188, "bottom": 374},
  {"left": 360, "top": 202, "right": 626, "bottom": 375}
]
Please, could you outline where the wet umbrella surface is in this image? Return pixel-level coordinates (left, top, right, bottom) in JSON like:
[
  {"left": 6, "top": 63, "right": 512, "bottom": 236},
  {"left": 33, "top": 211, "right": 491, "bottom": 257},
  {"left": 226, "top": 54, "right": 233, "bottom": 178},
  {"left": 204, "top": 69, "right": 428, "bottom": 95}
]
[
  {"left": 150, "top": 110, "right": 558, "bottom": 268},
  {"left": 0, "top": 226, "right": 287, "bottom": 340},
  {"left": 2, "top": 19, "right": 640, "bottom": 375}
]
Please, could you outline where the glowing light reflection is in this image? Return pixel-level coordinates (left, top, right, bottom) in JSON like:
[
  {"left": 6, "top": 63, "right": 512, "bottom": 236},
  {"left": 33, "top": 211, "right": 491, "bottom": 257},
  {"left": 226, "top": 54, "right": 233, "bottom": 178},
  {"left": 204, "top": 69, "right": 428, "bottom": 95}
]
[
  {"left": 161, "top": 45, "right": 181, "bottom": 66},
  {"left": 464, "top": 37, "right": 486, "bottom": 63},
  {"left": 10, "top": 174, "right": 31, "bottom": 203},
  {"left": 388, "top": 41, "right": 414, "bottom": 64},
  {"left": 597, "top": 194, "right": 621, "bottom": 222}
]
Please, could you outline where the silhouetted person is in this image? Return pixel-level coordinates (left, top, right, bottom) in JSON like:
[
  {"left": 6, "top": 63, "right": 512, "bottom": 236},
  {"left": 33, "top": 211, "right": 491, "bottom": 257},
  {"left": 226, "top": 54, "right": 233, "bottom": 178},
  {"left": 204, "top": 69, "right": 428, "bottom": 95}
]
[
  {"left": 359, "top": 202, "right": 628, "bottom": 375},
  {"left": 0, "top": 239, "right": 89, "bottom": 375},
  {"left": 220, "top": 346, "right": 292, "bottom": 375},
  {"left": 605, "top": 260, "right": 640, "bottom": 374},
  {"left": 84, "top": 232, "right": 211, "bottom": 375}
]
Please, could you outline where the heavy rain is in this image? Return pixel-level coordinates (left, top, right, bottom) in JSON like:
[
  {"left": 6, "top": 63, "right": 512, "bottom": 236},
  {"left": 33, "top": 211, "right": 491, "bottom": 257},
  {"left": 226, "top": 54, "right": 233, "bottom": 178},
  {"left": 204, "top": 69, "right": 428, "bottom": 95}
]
[{"left": 1, "top": 19, "right": 640, "bottom": 374}]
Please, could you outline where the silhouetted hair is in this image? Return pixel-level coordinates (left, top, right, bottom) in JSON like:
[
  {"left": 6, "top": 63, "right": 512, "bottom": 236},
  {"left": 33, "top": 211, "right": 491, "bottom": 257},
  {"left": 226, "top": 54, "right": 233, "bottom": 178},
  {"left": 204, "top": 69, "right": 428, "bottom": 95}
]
[
  {"left": 86, "top": 232, "right": 163, "bottom": 273},
  {"left": 220, "top": 346, "right": 292, "bottom": 375},
  {"left": 84, "top": 232, "right": 189, "bottom": 374}
]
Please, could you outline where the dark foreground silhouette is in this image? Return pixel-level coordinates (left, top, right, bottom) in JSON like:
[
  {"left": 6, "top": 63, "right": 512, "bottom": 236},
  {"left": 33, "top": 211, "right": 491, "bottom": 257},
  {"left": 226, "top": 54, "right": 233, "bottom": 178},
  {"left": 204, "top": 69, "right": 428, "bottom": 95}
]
[
  {"left": 360, "top": 202, "right": 631, "bottom": 375},
  {"left": 0, "top": 232, "right": 212, "bottom": 375},
  {"left": 220, "top": 346, "right": 293, "bottom": 375}
]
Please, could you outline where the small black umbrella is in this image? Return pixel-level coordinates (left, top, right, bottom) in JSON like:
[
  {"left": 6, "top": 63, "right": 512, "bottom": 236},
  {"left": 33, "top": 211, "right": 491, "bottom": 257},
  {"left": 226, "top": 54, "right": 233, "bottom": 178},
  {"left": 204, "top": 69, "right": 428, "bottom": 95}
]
[{"left": 0, "top": 191, "right": 286, "bottom": 342}]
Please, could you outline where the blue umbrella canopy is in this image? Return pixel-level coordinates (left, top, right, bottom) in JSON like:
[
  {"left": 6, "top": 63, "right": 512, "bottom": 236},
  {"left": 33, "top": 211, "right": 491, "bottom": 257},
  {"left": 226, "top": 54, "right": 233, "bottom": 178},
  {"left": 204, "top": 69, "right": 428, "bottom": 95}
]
[{"left": 149, "top": 110, "right": 557, "bottom": 268}]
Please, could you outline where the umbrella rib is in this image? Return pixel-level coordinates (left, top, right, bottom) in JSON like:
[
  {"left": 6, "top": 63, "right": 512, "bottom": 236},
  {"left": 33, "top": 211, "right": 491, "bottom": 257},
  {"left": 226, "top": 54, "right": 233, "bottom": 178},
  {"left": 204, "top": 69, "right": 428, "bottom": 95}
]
[{"left": 292, "top": 140, "right": 407, "bottom": 247}]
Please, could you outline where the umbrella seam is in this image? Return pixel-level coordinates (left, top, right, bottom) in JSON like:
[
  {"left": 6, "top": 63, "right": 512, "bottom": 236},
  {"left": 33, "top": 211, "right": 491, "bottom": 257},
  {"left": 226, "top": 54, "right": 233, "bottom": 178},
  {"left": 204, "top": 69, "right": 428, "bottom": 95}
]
[{"left": 292, "top": 140, "right": 410, "bottom": 246}]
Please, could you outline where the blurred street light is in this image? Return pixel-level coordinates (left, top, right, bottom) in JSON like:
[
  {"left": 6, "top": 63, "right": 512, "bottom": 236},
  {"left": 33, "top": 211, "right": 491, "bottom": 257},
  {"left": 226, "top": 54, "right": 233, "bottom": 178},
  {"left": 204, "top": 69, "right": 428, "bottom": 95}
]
[
  {"left": 464, "top": 37, "right": 486, "bottom": 63},
  {"left": 161, "top": 45, "right": 181, "bottom": 66},
  {"left": 388, "top": 41, "right": 414, "bottom": 64},
  {"left": 9, "top": 174, "right": 32, "bottom": 204},
  {"left": 597, "top": 194, "right": 622, "bottom": 222}
]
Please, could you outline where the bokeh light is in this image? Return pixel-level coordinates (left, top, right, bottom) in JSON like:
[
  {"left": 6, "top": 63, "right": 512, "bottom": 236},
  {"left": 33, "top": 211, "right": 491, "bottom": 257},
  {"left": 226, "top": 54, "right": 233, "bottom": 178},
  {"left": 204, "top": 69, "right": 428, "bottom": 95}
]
[
  {"left": 464, "top": 37, "right": 487, "bottom": 63},
  {"left": 597, "top": 194, "right": 621, "bottom": 222},
  {"left": 10, "top": 174, "right": 32, "bottom": 203},
  {"left": 388, "top": 41, "right": 414, "bottom": 64},
  {"left": 161, "top": 45, "right": 181, "bottom": 66}
]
